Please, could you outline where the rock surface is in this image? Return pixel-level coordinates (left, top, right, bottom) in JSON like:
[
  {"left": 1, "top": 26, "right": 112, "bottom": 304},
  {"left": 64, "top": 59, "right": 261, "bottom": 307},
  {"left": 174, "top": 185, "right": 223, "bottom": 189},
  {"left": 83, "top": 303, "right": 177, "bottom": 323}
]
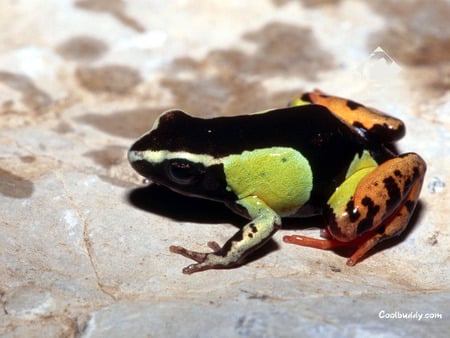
[{"left": 1, "top": 1, "right": 449, "bottom": 337}]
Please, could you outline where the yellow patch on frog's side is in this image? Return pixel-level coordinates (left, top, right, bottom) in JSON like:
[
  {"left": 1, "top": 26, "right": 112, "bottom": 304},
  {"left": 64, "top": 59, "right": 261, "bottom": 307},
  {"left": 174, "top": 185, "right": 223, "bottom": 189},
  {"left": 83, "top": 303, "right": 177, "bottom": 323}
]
[
  {"left": 344, "top": 150, "right": 379, "bottom": 179},
  {"left": 327, "top": 151, "right": 378, "bottom": 220},
  {"left": 223, "top": 147, "right": 313, "bottom": 216},
  {"left": 288, "top": 97, "right": 311, "bottom": 107}
]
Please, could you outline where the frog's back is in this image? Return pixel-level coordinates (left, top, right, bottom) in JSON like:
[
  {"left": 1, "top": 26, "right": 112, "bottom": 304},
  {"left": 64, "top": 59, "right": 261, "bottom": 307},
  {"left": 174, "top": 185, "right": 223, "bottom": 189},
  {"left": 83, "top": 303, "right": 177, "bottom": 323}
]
[{"left": 141, "top": 105, "right": 363, "bottom": 155}]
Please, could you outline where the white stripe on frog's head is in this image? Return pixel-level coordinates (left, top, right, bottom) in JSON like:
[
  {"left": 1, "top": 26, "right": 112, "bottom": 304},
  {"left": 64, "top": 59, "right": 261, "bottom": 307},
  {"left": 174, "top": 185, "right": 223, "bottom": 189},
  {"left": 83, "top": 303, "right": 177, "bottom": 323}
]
[{"left": 128, "top": 149, "right": 222, "bottom": 166}]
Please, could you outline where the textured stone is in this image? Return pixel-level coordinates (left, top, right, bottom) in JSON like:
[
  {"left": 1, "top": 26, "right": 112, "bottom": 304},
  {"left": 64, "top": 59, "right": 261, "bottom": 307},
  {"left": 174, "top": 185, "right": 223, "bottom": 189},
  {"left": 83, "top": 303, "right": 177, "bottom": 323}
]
[{"left": 1, "top": 1, "right": 449, "bottom": 337}]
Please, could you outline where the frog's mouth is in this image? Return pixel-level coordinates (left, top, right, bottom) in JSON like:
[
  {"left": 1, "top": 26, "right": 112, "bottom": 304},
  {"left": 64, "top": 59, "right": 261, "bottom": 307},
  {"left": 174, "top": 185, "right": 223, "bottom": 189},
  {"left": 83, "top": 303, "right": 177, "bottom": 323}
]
[
  {"left": 128, "top": 157, "right": 155, "bottom": 180},
  {"left": 128, "top": 150, "right": 151, "bottom": 177},
  {"left": 127, "top": 149, "right": 142, "bottom": 163}
]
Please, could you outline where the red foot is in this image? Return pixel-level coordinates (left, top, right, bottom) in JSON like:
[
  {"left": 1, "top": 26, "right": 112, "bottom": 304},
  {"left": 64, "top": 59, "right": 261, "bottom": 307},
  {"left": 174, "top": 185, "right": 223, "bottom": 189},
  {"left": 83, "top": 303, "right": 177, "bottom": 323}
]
[
  {"left": 282, "top": 235, "right": 349, "bottom": 250},
  {"left": 283, "top": 230, "right": 381, "bottom": 266}
]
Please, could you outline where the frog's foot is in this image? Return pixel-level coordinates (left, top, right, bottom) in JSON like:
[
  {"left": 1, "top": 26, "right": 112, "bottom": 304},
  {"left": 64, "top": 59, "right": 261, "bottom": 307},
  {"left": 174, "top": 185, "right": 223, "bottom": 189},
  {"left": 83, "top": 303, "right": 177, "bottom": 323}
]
[
  {"left": 283, "top": 234, "right": 349, "bottom": 250},
  {"left": 284, "top": 152, "right": 426, "bottom": 266},
  {"left": 169, "top": 241, "right": 231, "bottom": 274},
  {"left": 170, "top": 196, "right": 281, "bottom": 274},
  {"left": 283, "top": 230, "right": 378, "bottom": 265},
  {"left": 170, "top": 235, "right": 261, "bottom": 274}
]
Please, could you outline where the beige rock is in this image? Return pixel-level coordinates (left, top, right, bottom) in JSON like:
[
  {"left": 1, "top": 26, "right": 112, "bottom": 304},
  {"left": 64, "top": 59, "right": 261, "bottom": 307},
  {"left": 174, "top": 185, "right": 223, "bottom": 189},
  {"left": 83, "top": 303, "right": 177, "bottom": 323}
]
[{"left": 1, "top": 1, "right": 448, "bottom": 337}]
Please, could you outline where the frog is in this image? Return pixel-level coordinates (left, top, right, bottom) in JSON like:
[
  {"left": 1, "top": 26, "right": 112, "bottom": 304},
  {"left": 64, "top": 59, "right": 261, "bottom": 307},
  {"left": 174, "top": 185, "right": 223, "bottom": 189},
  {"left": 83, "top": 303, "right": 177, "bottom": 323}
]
[{"left": 128, "top": 89, "right": 426, "bottom": 274}]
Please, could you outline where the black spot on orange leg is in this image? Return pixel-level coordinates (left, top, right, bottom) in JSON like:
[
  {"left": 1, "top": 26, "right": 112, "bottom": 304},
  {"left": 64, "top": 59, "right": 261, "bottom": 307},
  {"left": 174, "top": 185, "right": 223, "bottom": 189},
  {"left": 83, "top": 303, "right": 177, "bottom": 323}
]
[
  {"left": 284, "top": 153, "right": 426, "bottom": 265},
  {"left": 346, "top": 188, "right": 423, "bottom": 266},
  {"left": 345, "top": 153, "right": 426, "bottom": 265},
  {"left": 347, "top": 198, "right": 420, "bottom": 266},
  {"left": 329, "top": 153, "right": 426, "bottom": 240},
  {"left": 298, "top": 89, "right": 405, "bottom": 142}
]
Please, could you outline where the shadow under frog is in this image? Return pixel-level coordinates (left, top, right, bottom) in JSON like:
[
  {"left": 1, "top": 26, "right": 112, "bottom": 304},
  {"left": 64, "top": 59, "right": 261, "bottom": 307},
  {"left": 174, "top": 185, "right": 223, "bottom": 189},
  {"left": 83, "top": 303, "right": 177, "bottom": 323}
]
[
  {"left": 128, "top": 183, "right": 282, "bottom": 264},
  {"left": 128, "top": 182, "right": 424, "bottom": 267}
]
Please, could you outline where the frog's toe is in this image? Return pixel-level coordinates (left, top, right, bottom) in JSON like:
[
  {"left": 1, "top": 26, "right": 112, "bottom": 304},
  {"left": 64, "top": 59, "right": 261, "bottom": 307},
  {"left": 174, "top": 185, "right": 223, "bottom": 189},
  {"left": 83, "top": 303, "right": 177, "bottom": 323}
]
[
  {"left": 181, "top": 262, "right": 211, "bottom": 274},
  {"left": 207, "top": 241, "right": 221, "bottom": 251},
  {"left": 169, "top": 245, "right": 208, "bottom": 263}
]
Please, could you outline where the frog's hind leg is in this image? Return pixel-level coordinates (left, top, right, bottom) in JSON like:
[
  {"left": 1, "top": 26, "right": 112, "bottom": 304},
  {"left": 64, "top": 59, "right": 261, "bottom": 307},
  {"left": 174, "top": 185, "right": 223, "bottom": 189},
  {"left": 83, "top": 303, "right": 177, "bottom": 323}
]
[
  {"left": 284, "top": 152, "right": 426, "bottom": 265},
  {"left": 290, "top": 89, "right": 405, "bottom": 143},
  {"left": 344, "top": 156, "right": 426, "bottom": 265}
]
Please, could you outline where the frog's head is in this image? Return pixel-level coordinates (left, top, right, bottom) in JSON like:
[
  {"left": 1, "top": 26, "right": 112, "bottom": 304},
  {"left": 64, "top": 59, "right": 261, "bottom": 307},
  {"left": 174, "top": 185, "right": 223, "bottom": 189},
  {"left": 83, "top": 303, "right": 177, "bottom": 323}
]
[{"left": 128, "top": 110, "right": 234, "bottom": 201}]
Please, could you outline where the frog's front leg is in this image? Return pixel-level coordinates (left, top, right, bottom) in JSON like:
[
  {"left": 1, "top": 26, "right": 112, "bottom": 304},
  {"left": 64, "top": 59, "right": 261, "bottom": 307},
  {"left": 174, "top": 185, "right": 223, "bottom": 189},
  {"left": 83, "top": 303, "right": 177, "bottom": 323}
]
[
  {"left": 170, "top": 196, "right": 281, "bottom": 274},
  {"left": 284, "top": 152, "right": 426, "bottom": 265}
]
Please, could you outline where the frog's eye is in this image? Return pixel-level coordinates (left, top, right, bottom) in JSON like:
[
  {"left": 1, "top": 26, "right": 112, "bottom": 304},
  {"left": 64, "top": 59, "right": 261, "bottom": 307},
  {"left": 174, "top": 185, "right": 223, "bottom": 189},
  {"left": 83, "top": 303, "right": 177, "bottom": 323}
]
[{"left": 167, "top": 159, "right": 205, "bottom": 185}]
